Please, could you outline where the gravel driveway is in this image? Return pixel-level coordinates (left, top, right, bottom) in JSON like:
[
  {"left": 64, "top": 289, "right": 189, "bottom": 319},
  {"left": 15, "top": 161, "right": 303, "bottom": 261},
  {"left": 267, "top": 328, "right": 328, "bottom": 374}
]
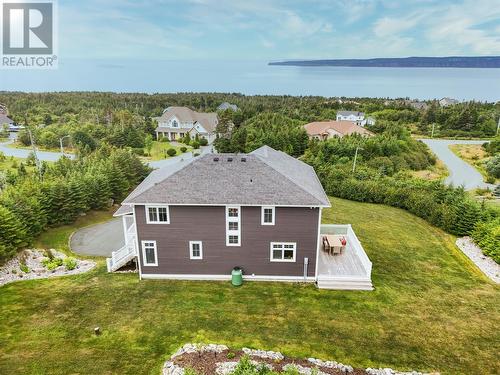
[{"left": 70, "top": 218, "right": 124, "bottom": 257}]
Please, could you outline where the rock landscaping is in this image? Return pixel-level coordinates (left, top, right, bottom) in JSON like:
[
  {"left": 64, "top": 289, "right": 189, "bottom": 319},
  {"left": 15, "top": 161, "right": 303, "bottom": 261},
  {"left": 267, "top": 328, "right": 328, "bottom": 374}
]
[
  {"left": 162, "top": 344, "right": 439, "bottom": 375},
  {"left": 456, "top": 237, "right": 500, "bottom": 283},
  {"left": 0, "top": 249, "right": 95, "bottom": 287}
]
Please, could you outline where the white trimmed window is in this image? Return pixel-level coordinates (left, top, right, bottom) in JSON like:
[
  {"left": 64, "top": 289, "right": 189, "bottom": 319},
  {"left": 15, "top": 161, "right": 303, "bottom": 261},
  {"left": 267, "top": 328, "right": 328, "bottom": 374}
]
[
  {"left": 270, "top": 242, "right": 296, "bottom": 262},
  {"left": 261, "top": 206, "right": 275, "bottom": 225},
  {"left": 226, "top": 206, "right": 241, "bottom": 246},
  {"left": 145, "top": 205, "right": 170, "bottom": 224},
  {"left": 189, "top": 241, "right": 203, "bottom": 260},
  {"left": 141, "top": 240, "right": 158, "bottom": 266}
]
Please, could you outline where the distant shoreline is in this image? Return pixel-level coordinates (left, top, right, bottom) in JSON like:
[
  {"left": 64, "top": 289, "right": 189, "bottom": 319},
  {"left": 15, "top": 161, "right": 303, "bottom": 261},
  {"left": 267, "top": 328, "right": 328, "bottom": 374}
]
[{"left": 269, "top": 56, "right": 500, "bottom": 68}]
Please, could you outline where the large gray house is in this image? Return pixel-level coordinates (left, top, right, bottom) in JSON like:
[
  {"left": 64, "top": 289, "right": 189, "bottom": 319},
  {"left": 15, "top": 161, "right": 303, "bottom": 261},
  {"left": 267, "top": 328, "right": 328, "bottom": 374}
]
[
  {"left": 108, "top": 146, "right": 373, "bottom": 290},
  {"left": 154, "top": 106, "right": 218, "bottom": 144}
]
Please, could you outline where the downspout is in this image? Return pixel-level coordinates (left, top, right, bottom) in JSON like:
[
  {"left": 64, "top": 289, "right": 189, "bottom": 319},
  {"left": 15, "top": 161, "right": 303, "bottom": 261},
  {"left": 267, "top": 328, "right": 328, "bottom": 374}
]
[{"left": 314, "top": 207, "right": 322, "bottom": 284}]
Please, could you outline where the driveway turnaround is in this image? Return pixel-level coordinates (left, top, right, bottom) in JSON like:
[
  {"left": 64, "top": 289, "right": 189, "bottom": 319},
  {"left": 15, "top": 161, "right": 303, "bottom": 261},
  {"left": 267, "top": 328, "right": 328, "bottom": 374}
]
[
  {"left": 419, "top": 139, "right": 493, "bottom": 190},
  {"left": 70, "top": 218, "right": 124, "bottom": 257}
]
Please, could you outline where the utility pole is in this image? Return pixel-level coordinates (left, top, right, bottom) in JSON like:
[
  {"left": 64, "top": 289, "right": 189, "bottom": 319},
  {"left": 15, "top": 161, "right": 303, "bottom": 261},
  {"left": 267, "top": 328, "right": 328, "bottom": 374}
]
[
  {"left": 431, "top": 123, "right": 436, "bottom": 138},
  {"left": 496, "top": 117, "right": 500, "bottom": 137},
  {"left": 25, "top": 115, "right": 42, "bottom": 177},
  {"left": 352, "top": 146, "right": 363, "bottom": 173},
  {"left": 59, "top": 135, "right": 71, "bottom": 156}
]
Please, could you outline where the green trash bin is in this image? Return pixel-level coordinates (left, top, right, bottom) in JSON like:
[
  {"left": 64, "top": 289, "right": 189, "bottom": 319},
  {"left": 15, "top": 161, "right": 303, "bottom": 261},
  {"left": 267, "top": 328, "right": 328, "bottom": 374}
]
[{"left": 231, "top": 267, "right": 243, "bottom": 286}]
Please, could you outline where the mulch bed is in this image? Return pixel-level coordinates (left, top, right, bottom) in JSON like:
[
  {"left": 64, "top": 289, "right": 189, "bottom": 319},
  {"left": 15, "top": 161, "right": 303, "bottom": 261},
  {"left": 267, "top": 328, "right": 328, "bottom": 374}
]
[{"left": 172, "top": 350, "right": 368, "bottom": 374}]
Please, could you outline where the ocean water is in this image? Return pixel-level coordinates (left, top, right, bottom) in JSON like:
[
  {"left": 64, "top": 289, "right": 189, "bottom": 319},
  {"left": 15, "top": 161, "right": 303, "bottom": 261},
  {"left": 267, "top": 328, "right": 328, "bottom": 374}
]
[{"left": 1, "top": 59, "right": 499, "bottom": 101}]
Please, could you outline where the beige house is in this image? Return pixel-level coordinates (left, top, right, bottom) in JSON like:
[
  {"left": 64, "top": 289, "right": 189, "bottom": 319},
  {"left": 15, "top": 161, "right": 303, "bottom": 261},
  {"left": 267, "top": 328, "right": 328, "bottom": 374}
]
[
  {"left": 304, "top": 121, "right": 374, "bottom": 140},
  {"left": 154, "top": 106, "right": 218, "bottom": 144}
]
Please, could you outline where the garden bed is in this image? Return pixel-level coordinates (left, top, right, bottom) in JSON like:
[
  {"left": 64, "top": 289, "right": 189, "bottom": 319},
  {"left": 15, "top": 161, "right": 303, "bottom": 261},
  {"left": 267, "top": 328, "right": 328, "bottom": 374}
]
[
  {"left": 163, "top": 344, "right": 436, "bottom": 375},
  {"left": 0, "top": 249, "right": 95, "bottom": 287}
]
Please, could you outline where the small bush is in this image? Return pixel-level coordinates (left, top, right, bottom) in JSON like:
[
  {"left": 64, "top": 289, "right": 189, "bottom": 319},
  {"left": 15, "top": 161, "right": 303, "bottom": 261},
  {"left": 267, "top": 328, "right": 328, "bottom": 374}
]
[
  {"left": 166, "top": 148, "right": 177, "bottom": 157},
  {"left": 199, "top": 138, "right": 208, "bottom": 146},
  {"left": 42, "top": 256, "right": 63, "bottom": 270},
  {"left": 45, "top": 249, "right": 54, "bottom": 260},
  {"left": 180, "top": 146, "right": 187, "bottom": 153},
  {"left": 132, "top": 148, "right": 144, "bottom": 156},
  {"left": 64, "top": 257, "right": 77, "bottom": 270},
  {"left": 20, "top": 264, "right": 30, "bottom": 273},
  {"left": 191, "top": 141, "right": 200, "bottom": 149},
  {"left": 226, "top": 352, "right": 236, "bottom": 359},
  {"left": 159, "top": 136, "right": 169, "bottom": 142},
  {"left": 193, "top": 153, "right": 200, "bottom": 157},
  {"left": 184, "top": 368, "right": 199, "bottom": 375}
]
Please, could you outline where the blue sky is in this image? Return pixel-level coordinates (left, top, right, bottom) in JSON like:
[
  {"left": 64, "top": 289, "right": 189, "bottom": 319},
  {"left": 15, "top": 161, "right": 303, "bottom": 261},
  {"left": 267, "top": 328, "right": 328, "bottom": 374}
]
[{"left": 56, "top": 0, "right": 500, "bottom": 60}]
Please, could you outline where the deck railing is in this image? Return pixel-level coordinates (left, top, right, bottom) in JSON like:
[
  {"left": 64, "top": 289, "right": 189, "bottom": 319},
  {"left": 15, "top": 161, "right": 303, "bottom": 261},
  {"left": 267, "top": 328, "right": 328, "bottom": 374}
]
[{"left": 320, "top": 224, "right": 372, "bottom": 276}]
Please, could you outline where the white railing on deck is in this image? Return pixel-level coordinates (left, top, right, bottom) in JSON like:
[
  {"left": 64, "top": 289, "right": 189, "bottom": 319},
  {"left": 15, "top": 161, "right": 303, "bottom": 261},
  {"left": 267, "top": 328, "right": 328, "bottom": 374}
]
[
  {"left": 108, "top": 237, "right": 136, "bottom": 271},
  {"left": 346, "top": 225, "right": 372, "bottom": 276}
]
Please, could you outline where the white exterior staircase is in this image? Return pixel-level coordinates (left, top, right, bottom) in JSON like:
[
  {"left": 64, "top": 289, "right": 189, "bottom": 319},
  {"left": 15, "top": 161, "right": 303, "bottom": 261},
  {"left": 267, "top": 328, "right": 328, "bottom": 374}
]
[{"left": 106, "top": 221, "right": 137, "bottom": 272}]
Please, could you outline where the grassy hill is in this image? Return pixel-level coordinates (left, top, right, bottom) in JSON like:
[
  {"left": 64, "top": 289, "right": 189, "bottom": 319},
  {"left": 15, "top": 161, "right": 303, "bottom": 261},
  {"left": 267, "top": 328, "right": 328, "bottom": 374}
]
[{"left": 0, "top": 198, "right": 498, "bottom": 374}]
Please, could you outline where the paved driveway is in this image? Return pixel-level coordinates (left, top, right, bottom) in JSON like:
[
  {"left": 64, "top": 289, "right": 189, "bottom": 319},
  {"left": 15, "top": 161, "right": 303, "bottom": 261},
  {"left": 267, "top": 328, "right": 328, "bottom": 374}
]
[
  {"left": 70, "top": 218, "right": 124, "bottom": 257},
  {"left": 419, "top": 139, "right": 494, "bottom": 191}
]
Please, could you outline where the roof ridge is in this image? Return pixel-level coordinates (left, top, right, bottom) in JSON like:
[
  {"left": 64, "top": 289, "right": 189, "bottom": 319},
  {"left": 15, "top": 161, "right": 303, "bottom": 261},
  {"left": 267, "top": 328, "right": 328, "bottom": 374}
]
[{"left": 252, "top": 147, "right": 328, "bottom": 206}]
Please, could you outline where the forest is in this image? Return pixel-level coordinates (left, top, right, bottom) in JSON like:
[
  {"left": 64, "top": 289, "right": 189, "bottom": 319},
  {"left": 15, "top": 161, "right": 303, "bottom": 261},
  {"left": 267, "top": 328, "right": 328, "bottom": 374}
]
[{"left": 0, "top": 91, "right": 498, "bottom": 263}]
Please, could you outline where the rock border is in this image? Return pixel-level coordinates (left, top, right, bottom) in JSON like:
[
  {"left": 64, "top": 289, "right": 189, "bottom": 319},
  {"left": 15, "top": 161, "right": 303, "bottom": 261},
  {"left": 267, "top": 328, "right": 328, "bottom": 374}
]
[
  {"left": 0, "top": 249, "right": 96, "bottom": 287},
  {"left": 456, "top": 237, "right": 499, "bottom": 283},
  {"left": 162, "top": 343, "right": 437, "bottom": 375}
]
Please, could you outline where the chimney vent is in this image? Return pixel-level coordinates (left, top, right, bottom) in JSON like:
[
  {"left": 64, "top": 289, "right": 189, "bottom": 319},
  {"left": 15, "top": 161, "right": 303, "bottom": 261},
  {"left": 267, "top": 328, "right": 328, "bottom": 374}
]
[
  {"left": 213, "top": 157, "right": 219, "bottom": 162},
  {"left": 241, "top": 157, "right": 246, "bottom": 162},
  {"left": 227, "top": 157, "right": 233, "bottom": 162}
]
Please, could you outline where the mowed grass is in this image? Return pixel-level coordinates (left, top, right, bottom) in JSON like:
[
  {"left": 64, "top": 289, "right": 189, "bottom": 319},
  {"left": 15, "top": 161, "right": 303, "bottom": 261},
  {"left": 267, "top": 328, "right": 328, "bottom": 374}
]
[
  {"left": 144, "top": 141, "right": 193, "bottom": 161},
  {"left": 1, "top": 198, "right": 499, "bottom": 375}
]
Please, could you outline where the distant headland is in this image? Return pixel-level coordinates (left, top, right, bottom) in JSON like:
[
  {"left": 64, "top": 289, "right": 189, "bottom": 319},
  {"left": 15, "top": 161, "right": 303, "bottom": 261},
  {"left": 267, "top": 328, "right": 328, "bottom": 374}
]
[{"left": 268, "top": 56, "right": 500, "bottom": 68}]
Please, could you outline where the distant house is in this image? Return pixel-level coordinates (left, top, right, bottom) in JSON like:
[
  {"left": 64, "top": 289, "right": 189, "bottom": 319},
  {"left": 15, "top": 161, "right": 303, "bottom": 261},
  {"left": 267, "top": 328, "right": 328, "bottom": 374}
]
[
  {"left": 217, "top": 102, "right": 239, "bottom": 111},
  {"left": 439, "top": 98, "right": 459, "bottom": 107},
  {"left": 154, "top": 106, "right": 218, "bottom": 144},
  {"left": 108, "top": 145, "right": 373, "bottom": 290},
  {"left": 336, "top": 110, "right": 367, "bottom": 126},
  {"left": 406, "top": 100, "right": 428, "bottom": 111},
  {"left": 304, "top": 121, "right": 374, "bottom": 140}
]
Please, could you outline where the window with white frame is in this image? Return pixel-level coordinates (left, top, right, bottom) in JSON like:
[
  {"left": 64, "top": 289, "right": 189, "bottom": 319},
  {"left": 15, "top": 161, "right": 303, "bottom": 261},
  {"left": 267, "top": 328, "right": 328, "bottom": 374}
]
[
  {"left": 171, "top": 119, "right": 179, "bottom": 128},
  {"left": 270, "top": 242, "right": 296, "bottom": 262},
  {"left": 261, "top": 206, "right": 275, "bottom": 225},
  {"left": 141, "top": 240, "right": 158, "bottom": 266},
  {"left": 145, "top": 205, "right": 169, "bottom": 224},
  {"left": 226, "top": 206, "right": 240, "bottom": 246},
  {"left": 189, "top": 241, "right": 203, "bottom": 260}
]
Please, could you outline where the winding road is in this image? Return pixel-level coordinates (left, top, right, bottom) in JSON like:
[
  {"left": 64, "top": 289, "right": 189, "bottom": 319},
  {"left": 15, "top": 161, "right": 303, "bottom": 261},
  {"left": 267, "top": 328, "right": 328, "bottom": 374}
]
[{"left": 419, "top": 138, "right": 493, "bottom": 190}]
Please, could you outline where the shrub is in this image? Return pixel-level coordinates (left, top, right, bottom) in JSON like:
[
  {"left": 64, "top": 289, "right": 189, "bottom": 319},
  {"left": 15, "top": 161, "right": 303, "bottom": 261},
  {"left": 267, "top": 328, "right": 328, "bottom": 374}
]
[
  {"left": 42, "top": 256, "right": 63, "bottom": 270},
  {"left": 64, "top": 257, "right": 77, "bottom": 270},
  {"left": 485, "top": 155, "right": 500, "bottom": 178},
  {"left": 226, "top": 352, "right": 236, "bottom": 359},
  {"left": 193, "top": 153, "right": 200, "bottom": 157},
  {"left": 191, "top": 141, "right": 200, "bottom": 149},
  {"left": 20, "top": 263, "right": 30, "bottom": 273},
  {"left": 159, "top": 136, "right": 169, "bottom": 142},
  {"left": 184, "top": 368, "right": 199, "bottom": 375},
  {"left": 199, "top": 138, "right": 208, "bottom": 146},
  {"left": 166, "top": 148, "right": 177, "bottom": 157},
  {"left": 472, "top": 217, "right": 500, "bottom": 264},
  {"left": 180, "top": 146, "right": 187, "bottom": 153},
  {"left": 131, "top": 148, "right": 144, "bottom": 156}
]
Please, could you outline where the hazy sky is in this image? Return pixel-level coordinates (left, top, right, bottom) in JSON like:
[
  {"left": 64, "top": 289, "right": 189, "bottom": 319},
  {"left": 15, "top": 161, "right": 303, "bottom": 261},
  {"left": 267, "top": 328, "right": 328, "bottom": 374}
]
[{"left": 57, "top": 0, "right": 500, "bottom": 60}]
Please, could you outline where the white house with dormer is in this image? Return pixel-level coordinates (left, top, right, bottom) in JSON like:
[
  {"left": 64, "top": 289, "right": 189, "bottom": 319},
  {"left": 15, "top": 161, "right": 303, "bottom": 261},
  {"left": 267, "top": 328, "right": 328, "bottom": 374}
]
[
  {"left": 154, "top": 106, "right": 218, "bottom": 144},
  {"left": 336, "top": 111, "right": 375, "bottom": 127}
]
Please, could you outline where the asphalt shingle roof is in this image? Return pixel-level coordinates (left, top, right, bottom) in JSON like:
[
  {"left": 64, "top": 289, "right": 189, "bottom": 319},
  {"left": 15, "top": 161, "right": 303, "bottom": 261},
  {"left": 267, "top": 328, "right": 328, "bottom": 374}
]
[{"left": 122, "top": 146, "right": 330, "bottom": 207}]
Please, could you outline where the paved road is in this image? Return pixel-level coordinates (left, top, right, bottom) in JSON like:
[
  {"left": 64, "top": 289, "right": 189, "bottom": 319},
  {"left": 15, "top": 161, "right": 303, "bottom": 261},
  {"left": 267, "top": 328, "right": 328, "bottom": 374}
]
[
  {"left": 70, "top": 218, "right": 124, "bottom": 257},
  {"left": 0, "top": 135, "right": 211, "bottom": 168},
  {"left": 419, "top": 138, "right": 493, "bottom": 190},
  {"left": 0, "top": 137, "right": 74, "bottom": 161}
]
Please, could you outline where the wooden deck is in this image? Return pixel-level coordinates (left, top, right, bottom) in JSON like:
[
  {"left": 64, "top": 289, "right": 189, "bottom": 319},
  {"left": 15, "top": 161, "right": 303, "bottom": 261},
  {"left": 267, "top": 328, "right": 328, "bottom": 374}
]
[
  {"left": 317, "top": 242, "right": 367, "bottom": 276},
  {"left": 316, "top": 225, "right": 373, "bottom": 290}
]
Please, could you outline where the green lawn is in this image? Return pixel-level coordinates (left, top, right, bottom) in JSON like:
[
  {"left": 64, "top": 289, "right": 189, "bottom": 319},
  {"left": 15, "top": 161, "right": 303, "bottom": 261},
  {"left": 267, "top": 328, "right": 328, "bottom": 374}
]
[
  {"left": 144, "top": 141, "right": 193, "bottom": 161},
  {"left": 0, "top": 198, "right": 499, "bottom": 375}
]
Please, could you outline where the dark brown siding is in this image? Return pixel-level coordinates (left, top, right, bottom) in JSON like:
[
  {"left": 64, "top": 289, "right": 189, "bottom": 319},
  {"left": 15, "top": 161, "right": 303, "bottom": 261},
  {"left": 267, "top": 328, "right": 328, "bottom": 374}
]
[{"left": 135, "top": 205, "right": 319, "bottom": 277}]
